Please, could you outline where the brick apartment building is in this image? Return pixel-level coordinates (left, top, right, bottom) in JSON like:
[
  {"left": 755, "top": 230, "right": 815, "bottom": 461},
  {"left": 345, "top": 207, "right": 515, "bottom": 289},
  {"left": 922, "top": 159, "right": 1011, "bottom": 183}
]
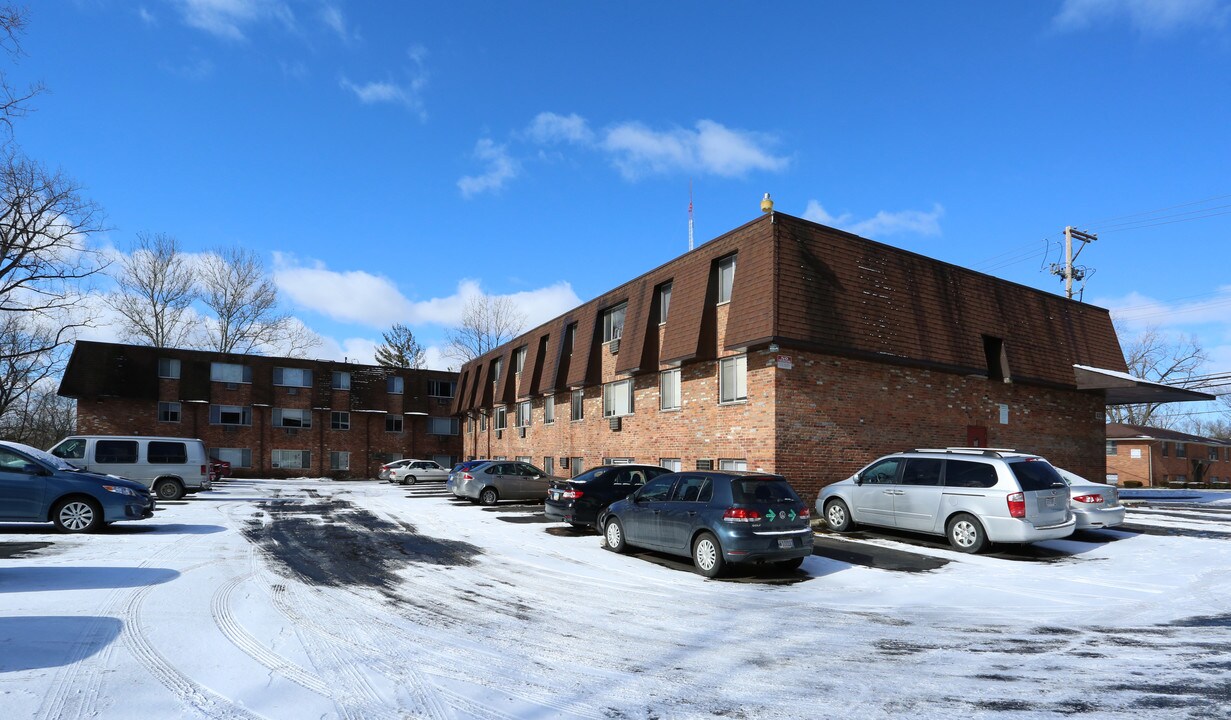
[
  {"left": 450, "top": 211, "right": 1185, "bottom": 499},
  {"left": 1105, "top": 423, "right": 1231, "bottom": 488},
  {"left": 58, "top": 341, "right": 462, "bottom": 478}
]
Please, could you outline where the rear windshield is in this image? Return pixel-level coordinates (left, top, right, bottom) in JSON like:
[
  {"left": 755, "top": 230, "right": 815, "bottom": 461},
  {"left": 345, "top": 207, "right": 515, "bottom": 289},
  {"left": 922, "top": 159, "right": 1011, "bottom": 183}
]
[
  {"left": 731, "top": 478, "right": 800, "bottom": 504},
  {"left": 1009, "top": 460, "right": 1067, "bottom": 492}
]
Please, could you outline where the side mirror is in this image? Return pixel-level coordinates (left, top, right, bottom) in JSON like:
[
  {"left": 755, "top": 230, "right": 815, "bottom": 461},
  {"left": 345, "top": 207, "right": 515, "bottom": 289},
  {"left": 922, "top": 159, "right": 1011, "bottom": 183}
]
[{"left": 853, "top": 475, "right": 864, "bottom": 486}]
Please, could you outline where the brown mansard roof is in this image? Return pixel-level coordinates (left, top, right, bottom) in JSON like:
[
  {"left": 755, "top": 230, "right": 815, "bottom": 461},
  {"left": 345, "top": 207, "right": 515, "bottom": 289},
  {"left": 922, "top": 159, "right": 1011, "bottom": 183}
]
[{"left": 452, "top": 212, "right": 1127, "bottom": 414}]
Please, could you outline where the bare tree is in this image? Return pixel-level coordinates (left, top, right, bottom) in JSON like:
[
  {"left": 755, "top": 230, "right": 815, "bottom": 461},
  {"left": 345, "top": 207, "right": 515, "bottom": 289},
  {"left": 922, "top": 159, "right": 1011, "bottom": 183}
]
[
  {"left": 198, "top": 246, "right": 318, "bottom": 356},
  {"left": 375, "top": 322, "right": 425, "bottom": 368},
  {"left": 107, "top": 232, "right": 197, "bottom": 348},
  {"left": 0, "top": 7, "right": 42, "bottom": 141},
  {"left": 444, "top": 295, "right": 527, "bottom": 364},
  {"left": 0, "top": 381, "right": 73, "bottom": 446},
  {"left": 1108, "top": 322, "right": 1208, "bottom": 428}
]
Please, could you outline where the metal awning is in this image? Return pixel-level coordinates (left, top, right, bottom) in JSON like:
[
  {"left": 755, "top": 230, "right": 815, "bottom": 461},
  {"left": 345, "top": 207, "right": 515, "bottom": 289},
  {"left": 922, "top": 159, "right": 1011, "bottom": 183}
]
[{"left": 1074, "top": 365, "right": 1216, "bottom": 405}]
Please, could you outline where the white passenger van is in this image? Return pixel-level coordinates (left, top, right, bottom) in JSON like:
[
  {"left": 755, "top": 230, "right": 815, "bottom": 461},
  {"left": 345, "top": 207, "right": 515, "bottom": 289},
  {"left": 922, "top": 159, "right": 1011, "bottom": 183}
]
[{"left": 48, "top": 435, "right": 212, "bottom": 501}]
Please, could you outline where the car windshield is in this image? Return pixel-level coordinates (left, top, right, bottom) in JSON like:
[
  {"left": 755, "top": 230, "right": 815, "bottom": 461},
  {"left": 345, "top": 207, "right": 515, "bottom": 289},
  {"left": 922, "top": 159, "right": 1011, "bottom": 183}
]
[
  {"left": 731, "top": 478, "right": 799, "bottom": 504},
  {"left": 571, "top": 467, "right": 615, "bottom": 484},
  {"left": 7, "top": 442, "right": 76, "bottom": 472},
  {"left": 1009, "top": 460, "right": 1066, "bottom": 492}
]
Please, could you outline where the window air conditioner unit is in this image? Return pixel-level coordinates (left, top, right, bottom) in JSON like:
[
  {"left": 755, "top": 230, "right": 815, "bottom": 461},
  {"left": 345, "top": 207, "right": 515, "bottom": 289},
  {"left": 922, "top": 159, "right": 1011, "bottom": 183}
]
[
  {"left": 287, "top": 387, "right": 298, "bottom": 395},
  {"left": 560, "top": 457, "right": 569, "bottom": 468},
  {"left": 518, "top": 426, "right": 526, "bottom": 438},
  {"left": 609, "top": 416, "right": 621, "bottom": 431},
  {"left": 226, "top": 382, "right": 239, "bottom": 390},
  {"left": 223, "top": 425, "right": 238, "bottom": 433},
  {"left": 609, "top": 339, "right": 620, "bottom": 355},
  {"left": 285, "top": 428, "right": 298, "bottom": 436},
  {"left": 438, "top": 398, "right": 450, "bottom": 406}
]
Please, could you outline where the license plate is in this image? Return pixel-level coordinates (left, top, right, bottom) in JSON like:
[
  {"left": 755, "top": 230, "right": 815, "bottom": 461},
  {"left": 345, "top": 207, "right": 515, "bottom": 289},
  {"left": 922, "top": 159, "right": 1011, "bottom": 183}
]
[
  {"left": 1044, "top": 497, "right": 1056, "bottom": 508},
  {"left": 778, "top": 538, "right": 793, "bottom": 549},
  {"left": 549, "top": 490, "right": 560, "bottom": 500}
]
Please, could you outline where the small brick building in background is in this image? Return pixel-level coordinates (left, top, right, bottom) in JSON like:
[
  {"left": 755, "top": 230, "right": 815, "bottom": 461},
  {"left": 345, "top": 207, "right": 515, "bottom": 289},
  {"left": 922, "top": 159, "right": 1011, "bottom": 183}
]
[
  {"left": 453, "top": 211, "right": 1158, "bottom": 500},
  {"left": 1105, "top": 423, "right": 1231, "bottom": 488},
  {"left": 58, "top": 341, "right": 462, "bottom": 479}
]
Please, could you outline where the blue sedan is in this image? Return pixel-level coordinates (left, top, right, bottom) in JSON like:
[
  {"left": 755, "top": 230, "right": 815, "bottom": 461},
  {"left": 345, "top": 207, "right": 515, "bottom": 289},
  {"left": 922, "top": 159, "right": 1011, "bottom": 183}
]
[
  {"left": 0, "top": 440, "right": 155, "bottom": 533},
  {"left": 599, "top": 471, "right": 814, "bottom": 578}
]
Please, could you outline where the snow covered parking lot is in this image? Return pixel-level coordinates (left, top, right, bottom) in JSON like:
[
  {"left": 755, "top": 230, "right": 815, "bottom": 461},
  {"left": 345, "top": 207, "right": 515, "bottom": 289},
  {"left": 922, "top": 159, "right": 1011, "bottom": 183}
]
[{"left": 2, "top": 478, "right": 1230, "bottom": 719}]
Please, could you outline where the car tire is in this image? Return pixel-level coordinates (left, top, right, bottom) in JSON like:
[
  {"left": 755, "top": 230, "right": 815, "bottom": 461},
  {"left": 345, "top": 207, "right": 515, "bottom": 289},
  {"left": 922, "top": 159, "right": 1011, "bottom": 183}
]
[
  {"left": 604, "top": 517, "right": 628, "bottom": 553},
  {"left": 692, "top": 532, "right": 726, "bottom": 578},
  {"left": 947, "top": 513, "right": 988, "bottom": 553},
  {"left": 774, "top": 557, "right": 805, "bottom": 571},
  {"left": 53, "top": 497, "right": 102, "bottom": 533},
  {"left": 154, "top": 479, "right": 184, "bottom": 501},
  {"left": 824, "top": 499, "right": 855, "bottom": 532},
  {"left": 479, "top": 487, "right": 499, "bottom": 506},
  {"left": 404, "top": 475, "right": 417, "bottom": 486}
]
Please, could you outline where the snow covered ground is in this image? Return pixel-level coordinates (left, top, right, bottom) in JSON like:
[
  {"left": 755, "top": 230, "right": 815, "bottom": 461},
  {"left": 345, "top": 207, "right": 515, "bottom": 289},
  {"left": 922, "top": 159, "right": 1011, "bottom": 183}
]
[{"left": 1, "top": 477, "right": 1229, "bottom": 719}]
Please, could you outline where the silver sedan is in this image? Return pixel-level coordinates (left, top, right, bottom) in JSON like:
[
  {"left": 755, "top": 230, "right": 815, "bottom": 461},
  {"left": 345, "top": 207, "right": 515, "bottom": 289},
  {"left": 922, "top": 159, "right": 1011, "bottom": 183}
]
[{"left": 1056, "top": 468, "right": 1125, "bottom": 529}]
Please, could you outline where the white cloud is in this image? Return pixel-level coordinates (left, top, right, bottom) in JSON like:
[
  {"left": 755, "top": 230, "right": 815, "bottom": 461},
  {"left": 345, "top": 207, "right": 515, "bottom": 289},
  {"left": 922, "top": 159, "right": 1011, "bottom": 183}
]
[
  {"left": 137, "top": 7, "right": 158, "bottom": 25},
  {"left": 1053, "top": 0, "right": 1229, "bottom": 34},
  {"left": 804, "top": 200, "right": 944, "bottom": 238},
  {"left": 601, "top": 120, "right": 788, "bottom": 180},
  {"left": 272, "top": 255, "right": 580, "bottom": 331},
  {"left": 457, "top": 139, "right": 519, "bottom": 198},
  {"left": 170, "top": 0, "right": 295, "bottom": 41},
  {"left": 340, "top": 46, "right": 429, "bottom": 118},
  {"left": 319, "top": 4, "right": 359, "bottom": 43},
  {"left": 526, "top": 112, "right": 594, "bottom": 145},
  {"left": 1099, "top": 288, "right": 1231, "bottom": 332}
]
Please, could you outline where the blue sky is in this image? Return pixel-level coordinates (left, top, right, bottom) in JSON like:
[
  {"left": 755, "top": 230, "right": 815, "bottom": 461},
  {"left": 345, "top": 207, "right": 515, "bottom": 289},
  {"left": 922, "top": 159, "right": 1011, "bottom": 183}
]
[{"left": 13, "top": 1, "right": 1231, "bottom": 391}]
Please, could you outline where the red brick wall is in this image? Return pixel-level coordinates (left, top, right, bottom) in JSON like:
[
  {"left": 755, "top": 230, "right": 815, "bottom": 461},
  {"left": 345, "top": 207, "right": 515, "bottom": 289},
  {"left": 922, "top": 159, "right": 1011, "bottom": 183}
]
[
  {"left": 1105, "top": 441, "right": 1152, "bottom": 487},
  {"left": 1106, "top": 440, "right": 1230, "bottom": 487}
]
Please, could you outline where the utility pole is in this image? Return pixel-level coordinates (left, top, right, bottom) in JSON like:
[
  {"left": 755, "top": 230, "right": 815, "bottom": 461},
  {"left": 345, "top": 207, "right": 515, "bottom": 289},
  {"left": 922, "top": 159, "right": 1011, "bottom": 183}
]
[{"left": 1051, "top": 226, "right": 1097, "bottom": 300}]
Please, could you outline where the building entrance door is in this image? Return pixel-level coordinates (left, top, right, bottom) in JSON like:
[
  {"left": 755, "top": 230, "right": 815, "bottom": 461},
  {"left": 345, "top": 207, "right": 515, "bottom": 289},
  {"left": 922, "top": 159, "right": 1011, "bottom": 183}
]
[{"left": 967, "top": 425, "right": 988, "bottom": 448}]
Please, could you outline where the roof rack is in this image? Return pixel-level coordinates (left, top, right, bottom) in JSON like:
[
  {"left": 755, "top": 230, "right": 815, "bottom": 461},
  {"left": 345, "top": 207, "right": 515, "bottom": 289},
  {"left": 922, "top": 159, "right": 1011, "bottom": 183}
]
[{"left": 908, "top": 447, "right": 1019, "bottom": 458}]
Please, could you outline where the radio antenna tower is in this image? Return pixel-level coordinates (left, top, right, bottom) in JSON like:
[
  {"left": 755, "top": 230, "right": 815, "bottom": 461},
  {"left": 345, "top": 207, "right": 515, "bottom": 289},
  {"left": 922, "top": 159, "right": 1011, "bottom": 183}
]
[{"left": 688, "top": 180, "right": 695, "bottom": 251}]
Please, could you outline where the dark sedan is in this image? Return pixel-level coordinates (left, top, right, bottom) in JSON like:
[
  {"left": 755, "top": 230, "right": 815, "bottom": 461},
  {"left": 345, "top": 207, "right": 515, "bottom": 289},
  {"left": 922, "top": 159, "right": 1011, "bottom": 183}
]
[
  {"left": 599, "top": 471, "right": 814, "bottom": 578},
  {"left": 0, "top": 440, "right": 155, "bottom": 533},
  {"left": 545, "top": 464, "right": 673, "bottom": 529}
]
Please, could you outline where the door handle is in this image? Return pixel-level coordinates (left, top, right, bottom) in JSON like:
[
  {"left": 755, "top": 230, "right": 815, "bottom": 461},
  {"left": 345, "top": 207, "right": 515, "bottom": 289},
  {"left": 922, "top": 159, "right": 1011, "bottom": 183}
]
[{"left": 686, "top": 511, "right": 698, "bottom": 517}]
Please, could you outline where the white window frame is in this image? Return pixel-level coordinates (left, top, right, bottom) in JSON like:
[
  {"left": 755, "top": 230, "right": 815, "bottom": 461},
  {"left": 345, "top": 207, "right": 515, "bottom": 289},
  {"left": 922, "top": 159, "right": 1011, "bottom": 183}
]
[
  {"left": 157, "top": 401, "right": 181, "bottom": 423},
  {"left": 719, "top": 459, "right": 748, "bottom": 471},
  {"left": 158, "top": 358, "right": 181, "bottom": 379},
  {"left": 427, "top": 417, "right": 460, "bottom": 435},
  {"left": 330, "top": 451, "right": 350, "bottom": 471},
  {"left": 210, "top": 447, "right": 252, "bottom": 469},
  {"left": 385, "top": 415, "right": 404, "bottom": 433},
  {"left": 602, "top": 302, "right": 627, "bottom": 342},
  {"left": 543, "top": 395, "right": 555, "bottom": 425},
  {"left": 570, "top": 389, "right": 584, "bottom": 422},
  {"left": 660, "top": 458, "right": 682, "bottom": 472},
  {"left": 331, "top": 371, "right": 351, "bottom": 390},
  {"left": 427, "top": 379, "right": 455, "bottom": 398},
  {"left": 659, "top": 282, "right": 672, "bottom": 324},
  {"left": 516, "top": 400, "right": 532, "bottom": 428},
  {"left": 210, "top": 404, "right": 252, "bottom": 426},
  {"left": 603, "top": 379, "right": 634, "bottom": 417},
  {"left": 717, "top": 255, "right": 736, "bottom": 304},
  {"left": 331, "top": 411, "right": 350, "bottom": 430},
  {"left": 210, "top": 362, "right": 251, "bottom": 384},
  {"left": 603, "top": 457, "right": 634, "bottom": 466},
  {"left": 718, "top": 355, "right": 748, "bottom": 404},
  {"left": 272, "top": 408, "right": 312, "bottom": 428},
  {"left": 660, "top": 369, "right": 681, "bottom": 411},
  {"left": 494, "top": 406, "right": 508, "bottom": 431},
  {"left": 273, "top": 367, "right": 312, "bottom": 387},
  {"left": 387, "top": 376, "right": 404, "bottom": 395},
  {"left": 272, "top": 449, "right": 311, "bottom": 470}
]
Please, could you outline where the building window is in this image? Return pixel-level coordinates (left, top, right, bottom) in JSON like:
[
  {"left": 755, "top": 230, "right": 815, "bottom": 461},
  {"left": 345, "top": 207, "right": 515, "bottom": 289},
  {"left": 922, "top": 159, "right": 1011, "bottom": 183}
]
[
  {"left": 479, "top": 413, "right": 487, "bottom": 432},
  {"left": 491, "top": 357, "right": 503, "bottom": 384},
  {"left": 331, "top": 411, "right": 350, "bottom": 430},
  {"left": 603, "top": 379, "right": 633, "bottom": 417},
  {"left": 660, "top": 369, "right": 681, "bottom": 410},
  {"left": 157, "top": 401, "right": 181, "bottom": 423},
  {"left": 330, "top": 451, "right": 350, "bottom": 471},
  {"left": 516, "top": 401, "right": 531, "bottom": 428},
  {"left": 427, "top": 379, "right": 455, "bottom": 398},
  {"left": 210, "top": 447, "right": 252, "bottom": 469},
  {"left": 386, "top": 415, "right": 403, "bottom": 433},
  {"left": 494, "top": 406, "right": 507, "bottom": 431},
  {"left": 543, "top": 456, "right": 555, "bottom": 476},
  {"left": 209, "top": 404, "right": 252, "bottom": 426},
  {"left": 332, "top": 371, "right": 351, "bottom": 390},
  {"left": 660, "top": 458, "right": 682, "bottom": 472},
  {"left": 696, "top": 459, "right": 714, "bottom": 471},
  {"left": 571, "top": 389, "right": 584, "bottom": 421},
  {"left": 1176, "top": 443, "right": 1187, "bottom": 459},
  {"left": 272, "top": 408, "right": 312, "bottom": 428},
  {"left": 272, "top": 450, "right": 311, "bottom": 470},
  {"left": 570, "top": 457, "right": 584, "bottom": 477},
  {"left": 387, "top": 376, "right": 404, "bottom": 394},
  {"left": 659, "top": 282, "right": 672, "bottom": 324},
  {"left": 1106, "top": 441, "right": 1117, "bottom": 456},
  {"left": 1211, "top": 447, "right": 1220, "bottom": 461},
  {"left": 516, "top": 455, "right": 532, "bottom": 464},
  {"left": 514, "top": 347, "right": 527, "bottom": 376},
  {"left": 1162, "top": 442, "right": 1169, "bottom": 457},
  {"left": 603, "top": 457, "right": 634, "bottom": 466},
  {"left": 273, "top": 367, "right": 312, "bottom": 387},
  {"left": 543, "top": 396, "right": 555, "bottom": 425},
  {"left": 210, "top": 362, "right": 251, "bottom": 384},
  {"left": 602, "top": 302, "right": 627, "bottom": 342},
  {"left": 718, "top": 355, "right": 748, "bottom": 404},
  {"left": 158, "top": 358, "right": 180, "bottom": 379},
  {"left": 719, "top": 459, "right": 748, "bottom": 471},
  {"left": 1106, "top": 473, "right": 1119, "bottom": 484},
  {"left": 428, "top": 417, "right": 460, "bottom": 435},
  {"left": 717, "top": 255, "right": 736, "bottom": 304}
]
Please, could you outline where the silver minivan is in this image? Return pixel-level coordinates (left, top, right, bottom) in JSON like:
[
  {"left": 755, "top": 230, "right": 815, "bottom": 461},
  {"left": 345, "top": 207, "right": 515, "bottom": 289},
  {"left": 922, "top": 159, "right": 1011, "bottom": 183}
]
[
  {"left": 817, "top": 448, "right": 1075, "bottom": 553},
  {"left": 48, "top": 435, "right": 211, "bottom": 501}
]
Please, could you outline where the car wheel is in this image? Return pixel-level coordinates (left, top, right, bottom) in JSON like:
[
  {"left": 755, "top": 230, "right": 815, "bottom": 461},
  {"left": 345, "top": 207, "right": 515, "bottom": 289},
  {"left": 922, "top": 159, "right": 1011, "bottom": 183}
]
[
  {"left": 479, "top": 487, "right": 499, "bottom": 506},
  {"left": 947, "top": 513, "right": 988, "bottom": 553},
  {"left": 404, "top": 475, "right": 417, "bottom": 486},
  {"left": 154, "top": 479, "right": 184, "bottom": 501},
  {"left": 604, "top": 517, "right": 627, "bottom": 553},
  {"left": 825, "top": 499, "right": 855, "bottom": 532},
  {"left": 692, "top": 532, "right": 726, "bottom": 578},
  {"left": 774, "top": 557, "right": 805, "bottom": 571},
  {"left": 53, "top": 498, "right": 102, "bottom": 533}
]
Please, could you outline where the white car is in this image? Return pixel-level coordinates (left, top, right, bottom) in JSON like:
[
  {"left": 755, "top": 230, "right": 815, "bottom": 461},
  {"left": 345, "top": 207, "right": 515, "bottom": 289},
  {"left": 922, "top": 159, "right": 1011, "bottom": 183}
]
[
  {"left": 1055, "top": 468, "right": 1126, "bottom": 529},
  {"left": 389, "top": 460, "right": 449, "bottom": 485},
  {"left": 379, "top": 459, "right": 413, "bottom": 482}
]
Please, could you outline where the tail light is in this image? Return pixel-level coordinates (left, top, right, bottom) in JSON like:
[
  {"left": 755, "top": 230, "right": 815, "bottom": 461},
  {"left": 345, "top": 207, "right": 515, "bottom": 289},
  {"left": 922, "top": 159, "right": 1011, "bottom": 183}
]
[
  {"left": 1072, "top": 494, "right": 1103, "bottom": 504},
  {"left": 460, "top": 472, "right": 474, "bottom": 481},
  {"left": 723, "top": 507, "right": 762, "bottom": 523},
  {"left": 799, "top": 507, "right": 811, "bottom": 520},
  {"left": 200, "top": 465, "right": 207, "bottom": 476},
  {"left": 561, "top": 488, "right": 584, "bottom": 500},
  {"left": 1007, "top": 492, "right": 1026, "bottom": 518}
]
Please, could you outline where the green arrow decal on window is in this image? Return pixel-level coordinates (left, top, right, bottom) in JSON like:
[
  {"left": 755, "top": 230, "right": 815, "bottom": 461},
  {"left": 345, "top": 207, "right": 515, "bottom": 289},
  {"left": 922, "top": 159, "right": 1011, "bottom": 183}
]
[{"left": 766, "top": 509, "right": 776, "bottom": 522}]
